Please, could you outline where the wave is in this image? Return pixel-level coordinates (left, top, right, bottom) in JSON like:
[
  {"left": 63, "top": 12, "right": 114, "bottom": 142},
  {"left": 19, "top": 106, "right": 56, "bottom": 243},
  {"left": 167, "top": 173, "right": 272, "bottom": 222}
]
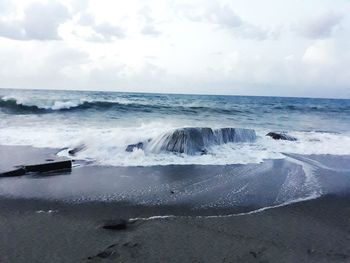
[
  {"left": 2, "top": 94, "right": 349, "bottom": 116},
  {"left": 0, "top": 97, "right": 48, "bottom": 113},
  {"left": 0, "top": 96, "right": 155, "bottom": 114},
  {"left": 0, "top": 96, "right": 247, "bottom": 115},
  {"left": 272, "top": 104, "right": 350, "bottom": 113},
  {"left": 1, "top": 120, "right": 350, "bottom": 166},
  {"left": 0, "top": 96, "right": 84, "bottom": 113}
]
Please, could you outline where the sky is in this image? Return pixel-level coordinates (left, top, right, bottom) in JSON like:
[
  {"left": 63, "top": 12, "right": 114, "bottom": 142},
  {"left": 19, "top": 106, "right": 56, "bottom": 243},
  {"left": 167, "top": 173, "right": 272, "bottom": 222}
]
[{"left": 0, "top": 0, "right": 349, "bottom": 98}]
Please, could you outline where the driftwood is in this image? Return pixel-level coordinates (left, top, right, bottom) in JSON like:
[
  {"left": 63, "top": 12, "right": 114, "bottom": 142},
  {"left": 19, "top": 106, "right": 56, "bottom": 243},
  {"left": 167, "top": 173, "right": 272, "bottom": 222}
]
[{"left": 0, "top": 160, "right": 72, "bottom": 177}]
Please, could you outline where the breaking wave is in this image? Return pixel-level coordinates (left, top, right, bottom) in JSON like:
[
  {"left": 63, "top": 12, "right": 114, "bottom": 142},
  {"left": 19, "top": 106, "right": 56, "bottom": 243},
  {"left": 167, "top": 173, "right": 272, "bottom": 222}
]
[
  {"left": 0, "top": 122, "right": 347, "bottom": 166},
  {"left": 0, "top": 96, "right": 143, "bottom": 113},
  {"left": 2, "top": 95, "right": 349, "bottom": 116},
  {"left": 0, "top": 96, "right": 247, "bottom": 115}
]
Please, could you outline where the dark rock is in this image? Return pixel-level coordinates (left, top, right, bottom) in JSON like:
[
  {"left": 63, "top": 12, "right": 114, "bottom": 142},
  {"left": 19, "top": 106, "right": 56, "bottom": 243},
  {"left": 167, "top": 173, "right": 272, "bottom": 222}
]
[
  {"left": 68, "top": 144, "right": 86, "bottom": 155},
  {"left": 102, "top": 219, "right": 128, "bottom": 230},
  {"left": 160, "top": 127, "right": 212, "bottom": 155},
  {"left": 96, "top": 251, "right": 114, "bottom": 258},
  {"left": 125, "top": 142, "right": 144, "bottom": 152},
  {"left": 200, "top": 149, "right": 208, "bottom": 155},
  {"left": 266, "top": 132, "right": 297, "bottom": 141},
  {"left": 150, "top": 127, "right": 256, "bottom": 155},
  {"left": 24, "top": 160, "right": 72, "bottom": 173}
]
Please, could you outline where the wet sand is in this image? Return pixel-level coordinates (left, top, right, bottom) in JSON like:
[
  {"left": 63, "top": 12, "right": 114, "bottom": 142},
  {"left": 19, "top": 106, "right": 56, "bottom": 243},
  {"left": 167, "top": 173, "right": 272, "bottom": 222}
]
[
  {"left": 0, "top": 195, "right": 350, "bottom": 263},
  {"left": 0, "top": 145, "right": 350, "bottom": 262}
]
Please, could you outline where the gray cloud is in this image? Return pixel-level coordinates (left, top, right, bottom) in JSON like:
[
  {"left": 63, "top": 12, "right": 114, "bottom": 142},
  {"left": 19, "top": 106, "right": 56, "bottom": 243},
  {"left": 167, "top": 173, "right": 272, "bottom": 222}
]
[
  {"left": 92, "top": 22, "right": 125, "bottom": 40},
  {"left": 180, "top": 3, "right": 277, "bottom": 40},
  {"left": 297, "top": 12, "right": 343, "bottom": 39},
  {"left": 0, "top": 1, "right": 70, "bottom": 41},
  {"left": 203, "top": 4, "right": 242, "bottom": 27},
  {"left": 139, "top": 6, "right": 154, "bottom": 24},
  {"left": 141, "top": 25, "right": 162, "bottom": 36},
  {"left": 76, "top": 12, "right": 126, "bottom": 42},
  {"left": 139, "top": 6, "right": 162, "bottom": 37}
]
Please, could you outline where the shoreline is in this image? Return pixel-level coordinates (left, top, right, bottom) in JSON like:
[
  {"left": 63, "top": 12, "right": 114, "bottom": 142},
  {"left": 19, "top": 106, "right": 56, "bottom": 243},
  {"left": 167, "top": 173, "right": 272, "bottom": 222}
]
[{"left": 1, "top": 144, "right": 350, "bottom": 262}]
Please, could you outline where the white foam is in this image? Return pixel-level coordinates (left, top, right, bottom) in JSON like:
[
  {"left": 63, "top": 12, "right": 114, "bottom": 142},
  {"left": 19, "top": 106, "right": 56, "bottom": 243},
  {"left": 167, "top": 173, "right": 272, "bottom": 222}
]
[
  {"left": 1, "top": 95, "right": 87, "bottom": 110},
  {"left": 0, "top": 122, "right": 349, "bottom": 166},
  {"left": 35, "top": 210, "right": 58, "bottom": 214},
  {"left": 129, "top": 194, "right": 320, "bottom": 222}
]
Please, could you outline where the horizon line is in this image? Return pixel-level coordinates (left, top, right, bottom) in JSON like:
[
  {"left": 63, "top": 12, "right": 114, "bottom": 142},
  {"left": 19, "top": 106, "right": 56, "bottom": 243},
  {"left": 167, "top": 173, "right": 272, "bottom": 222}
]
[{"left": 0, "top": 87, "right": 349, "bottom": 100}]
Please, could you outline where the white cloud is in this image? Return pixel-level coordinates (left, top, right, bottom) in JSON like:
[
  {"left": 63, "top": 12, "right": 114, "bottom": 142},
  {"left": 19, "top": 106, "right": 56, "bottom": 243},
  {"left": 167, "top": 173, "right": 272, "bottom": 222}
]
[
  {"left": 74, "top": 11, "right": 126, "bottom": 42},
  {"left": 0, "top": 0, "right": 349, "bottom": 98},
  {"left": 0, "top": 0, "right": 14, "bottom": 15},
  {"left": 0, "top": 1, "right": 70, "bottom": 40},
  {"left": 302, "top": 41, "right": 334, "bottom": 64}
]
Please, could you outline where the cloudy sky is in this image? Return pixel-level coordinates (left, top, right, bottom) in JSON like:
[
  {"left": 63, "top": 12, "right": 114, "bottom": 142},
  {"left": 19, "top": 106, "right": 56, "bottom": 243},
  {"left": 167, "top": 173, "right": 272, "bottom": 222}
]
[{"left": 0, "top": 0, "right": 349, "bottom": 98}]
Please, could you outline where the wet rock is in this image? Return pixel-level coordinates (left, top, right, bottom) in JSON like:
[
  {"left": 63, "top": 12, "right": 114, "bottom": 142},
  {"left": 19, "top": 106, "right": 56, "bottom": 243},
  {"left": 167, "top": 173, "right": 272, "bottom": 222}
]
[
  {"left": 126, "top": 142, "right": 144, "bottom": 152},
  {"left": 102, "top": 219, "right": 128, "bottom": 230},
  {"left": 68, "top": 144, "right": 86, "bottom": 156},
  {"left": 160, "top": 127, "right": 212, "bottom": 155},
  {"left": 148, "top": 127, "right": 256, "bottom": 155},
  {"left": 266, "top": 132, "right": 297, "bottom": 141}
]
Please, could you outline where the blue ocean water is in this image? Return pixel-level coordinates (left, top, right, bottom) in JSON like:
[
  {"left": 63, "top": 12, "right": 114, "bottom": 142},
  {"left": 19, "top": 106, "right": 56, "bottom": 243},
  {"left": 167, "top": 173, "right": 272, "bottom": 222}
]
[{"left": 0, "top": 88, "right": 350, "bottom": 166}]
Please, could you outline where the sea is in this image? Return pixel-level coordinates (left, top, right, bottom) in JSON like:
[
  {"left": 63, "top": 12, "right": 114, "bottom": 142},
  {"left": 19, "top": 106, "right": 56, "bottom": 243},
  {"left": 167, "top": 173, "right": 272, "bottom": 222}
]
[{"left": 1, "top": 88, "right": 350, "bottom": 167}]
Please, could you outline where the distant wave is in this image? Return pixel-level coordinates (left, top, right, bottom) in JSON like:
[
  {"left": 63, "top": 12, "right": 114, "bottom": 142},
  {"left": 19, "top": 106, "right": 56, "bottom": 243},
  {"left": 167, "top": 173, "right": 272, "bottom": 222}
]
[
  {"left": 0, "top": 96, "right": 246, "bottom": 115},
  {"left": 0, "top": 96, "right": 156, "bottom": 114},
  {"left": 0, "top": 97, "right": 46, "bottom": 113},
  {"left": 272, "top": 104, "right": 350, "bottom": 112},
  {"left": 1, "top": 95, "right": 349, "bottom": 116}
]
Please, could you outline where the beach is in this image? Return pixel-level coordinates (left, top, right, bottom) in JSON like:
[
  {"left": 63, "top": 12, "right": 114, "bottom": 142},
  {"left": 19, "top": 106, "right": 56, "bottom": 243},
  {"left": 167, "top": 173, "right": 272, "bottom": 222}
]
[
  {"left": 1, "top": 0, "right": 350, "bottom": 261},
  {"left": 0, "top": 194, "right": 349, "bottom": 262},
  {"left": 1, "top": 145, "right": 350, "bottom": 262},
  {"left": 1, "top": 90, "right": 350, "bottom": 262}
]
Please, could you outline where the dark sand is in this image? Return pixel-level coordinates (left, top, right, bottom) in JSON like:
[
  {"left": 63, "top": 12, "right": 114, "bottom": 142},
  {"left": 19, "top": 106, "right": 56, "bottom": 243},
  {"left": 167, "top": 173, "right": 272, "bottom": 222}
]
[
  {"left": 0, "top": 145, "right": 350, "bottom": 262},
  {"left": 0, "top": 195, "right": 350, "bottom": 263}
]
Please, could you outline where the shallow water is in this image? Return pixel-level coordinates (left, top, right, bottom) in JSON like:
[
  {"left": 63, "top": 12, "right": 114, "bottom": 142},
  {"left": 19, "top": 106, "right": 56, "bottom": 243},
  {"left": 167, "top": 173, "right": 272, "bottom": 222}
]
[{"left": 0, "top": 150, "right": 349, "bottom": 215}]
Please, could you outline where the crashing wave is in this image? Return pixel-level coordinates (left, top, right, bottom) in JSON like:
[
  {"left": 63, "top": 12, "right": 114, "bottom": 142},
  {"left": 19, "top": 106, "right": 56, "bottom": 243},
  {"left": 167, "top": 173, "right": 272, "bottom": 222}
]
[
  {"left": 0, "top": 96, "right": 85, "bottom": 113},
  {"left": 127, "top": 127, "right": 257, "bottom": 155},
  {"left": 0, "top": 96, "right": 137, "bottom": 113},
  {"left": 0, "top": 96, "right": 252, "bottom": 115}
]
